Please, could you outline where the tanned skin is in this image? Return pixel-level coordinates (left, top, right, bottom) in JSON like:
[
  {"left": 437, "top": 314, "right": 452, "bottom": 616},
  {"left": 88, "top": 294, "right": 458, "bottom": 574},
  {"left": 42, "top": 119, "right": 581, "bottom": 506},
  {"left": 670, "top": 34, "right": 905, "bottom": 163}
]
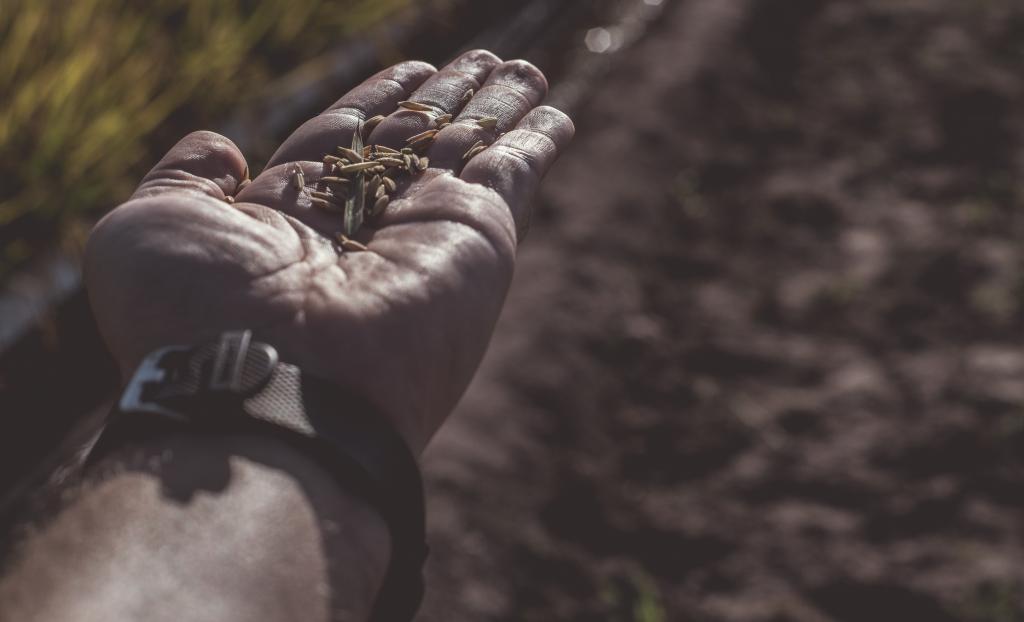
[{"left": 0, "top": 50, "right": 573, "bottom": 621}]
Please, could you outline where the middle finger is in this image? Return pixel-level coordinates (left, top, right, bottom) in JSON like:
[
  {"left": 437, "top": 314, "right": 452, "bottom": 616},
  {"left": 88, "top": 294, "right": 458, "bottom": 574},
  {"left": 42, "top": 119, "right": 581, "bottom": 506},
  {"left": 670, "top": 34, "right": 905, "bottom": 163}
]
[{"left": 365, "top": 49, "right": 502, "bottom": 150}]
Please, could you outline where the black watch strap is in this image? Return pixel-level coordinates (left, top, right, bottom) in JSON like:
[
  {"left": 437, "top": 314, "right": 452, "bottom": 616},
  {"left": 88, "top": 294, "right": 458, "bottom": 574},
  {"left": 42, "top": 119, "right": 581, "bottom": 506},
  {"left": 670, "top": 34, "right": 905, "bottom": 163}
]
[{"left": 87, "top": 330, "right": 427, "bottom": 622}]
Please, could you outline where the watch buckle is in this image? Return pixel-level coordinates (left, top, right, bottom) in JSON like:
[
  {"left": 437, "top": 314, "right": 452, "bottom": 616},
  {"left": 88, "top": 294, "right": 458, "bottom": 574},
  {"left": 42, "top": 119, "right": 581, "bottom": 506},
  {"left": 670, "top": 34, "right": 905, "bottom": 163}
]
[
  {"left": 118, "top": 345, "right": 190, "bottom": 418},
  {"left": 119, "top": 331, "right": 278, "bottom": 417}
]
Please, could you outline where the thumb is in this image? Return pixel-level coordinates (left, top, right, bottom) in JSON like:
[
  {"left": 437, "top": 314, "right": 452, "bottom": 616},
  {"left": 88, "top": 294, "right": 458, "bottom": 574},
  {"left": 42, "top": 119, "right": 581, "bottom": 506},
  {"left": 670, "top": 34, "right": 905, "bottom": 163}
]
[{"left": 131, "top": 130, "right": 249, "bottom": 201}]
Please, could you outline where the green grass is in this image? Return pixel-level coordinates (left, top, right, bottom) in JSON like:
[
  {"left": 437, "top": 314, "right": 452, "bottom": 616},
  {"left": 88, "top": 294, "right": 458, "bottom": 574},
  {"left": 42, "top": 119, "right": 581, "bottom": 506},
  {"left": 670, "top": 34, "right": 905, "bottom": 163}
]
[
  {"left": 602, "top": 570, "right": 667, "bottom": 622},
  {"left": 0, "top": 0, "right": 414, "bottom": 280},
  {"left": 962, "top": 581, "right": 1024, "bottom": 622}
]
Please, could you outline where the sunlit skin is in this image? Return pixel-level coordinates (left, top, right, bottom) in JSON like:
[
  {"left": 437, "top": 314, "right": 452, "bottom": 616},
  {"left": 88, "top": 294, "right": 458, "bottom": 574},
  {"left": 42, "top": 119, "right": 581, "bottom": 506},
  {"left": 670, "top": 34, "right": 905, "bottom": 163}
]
[
  {"left": 0, "top": 51, "right": 572, "bottom": 622},
  {"left": 84, "top": 50, "right": 574, "bottom": 453}
]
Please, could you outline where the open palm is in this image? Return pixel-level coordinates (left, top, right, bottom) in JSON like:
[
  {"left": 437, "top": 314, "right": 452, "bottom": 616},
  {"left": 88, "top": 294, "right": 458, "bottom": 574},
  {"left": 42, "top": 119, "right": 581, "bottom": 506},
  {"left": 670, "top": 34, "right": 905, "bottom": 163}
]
[{"left": 84, "top": 50, "right": 574, "bottom": 451}]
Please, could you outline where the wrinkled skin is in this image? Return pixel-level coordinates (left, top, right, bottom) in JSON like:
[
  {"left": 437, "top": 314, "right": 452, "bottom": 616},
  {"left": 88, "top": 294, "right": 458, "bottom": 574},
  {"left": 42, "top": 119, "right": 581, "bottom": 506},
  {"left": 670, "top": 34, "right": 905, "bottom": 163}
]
[{"left": 85, "top": 50, "right": 574, "bottom": 452}]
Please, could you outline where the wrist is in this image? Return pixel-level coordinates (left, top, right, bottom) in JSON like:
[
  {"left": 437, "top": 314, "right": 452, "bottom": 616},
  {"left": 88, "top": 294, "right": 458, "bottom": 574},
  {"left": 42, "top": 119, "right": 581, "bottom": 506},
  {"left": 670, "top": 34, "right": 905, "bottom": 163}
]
[
  {"left": 113, "top": 329, "right": 429, "bottom": 454},
  {"left": 97, "top": 330, "right": 429, "bottom": 621}
]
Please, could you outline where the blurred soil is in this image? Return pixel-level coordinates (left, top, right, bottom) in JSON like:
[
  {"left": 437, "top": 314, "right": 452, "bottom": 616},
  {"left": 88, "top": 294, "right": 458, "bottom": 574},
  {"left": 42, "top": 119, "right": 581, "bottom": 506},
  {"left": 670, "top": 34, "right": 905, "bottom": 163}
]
[{"left": 418, "top": 0, "right": 1024, "bottom": 620}]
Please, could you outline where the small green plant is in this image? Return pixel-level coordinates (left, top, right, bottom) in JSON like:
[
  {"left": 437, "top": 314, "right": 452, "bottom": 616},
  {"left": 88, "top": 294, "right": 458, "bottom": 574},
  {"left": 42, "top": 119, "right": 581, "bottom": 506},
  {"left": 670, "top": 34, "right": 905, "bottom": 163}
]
[
  {"left": 962, "top": 580, "right": 1024, "bottom": 622},
  {"left": 601, "top": 570, "right": 667, "bottom": 622}
]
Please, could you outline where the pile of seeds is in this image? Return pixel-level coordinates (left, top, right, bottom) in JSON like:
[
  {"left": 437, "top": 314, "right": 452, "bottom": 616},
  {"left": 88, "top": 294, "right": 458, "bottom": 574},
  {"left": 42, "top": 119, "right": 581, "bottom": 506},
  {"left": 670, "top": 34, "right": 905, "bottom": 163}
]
[{"left": 297, "top": 95, "right": 498, "bottom": 253}]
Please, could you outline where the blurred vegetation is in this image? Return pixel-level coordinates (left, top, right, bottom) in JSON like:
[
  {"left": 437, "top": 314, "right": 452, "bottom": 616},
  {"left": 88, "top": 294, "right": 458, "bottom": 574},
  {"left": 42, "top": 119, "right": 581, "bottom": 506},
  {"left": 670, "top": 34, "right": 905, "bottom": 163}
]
[
  {"left": 602, "top": 571, "right": 666, "bottom": 622},
  {"left": 962, "top": 581, "right": 1024, "bottom": 622},
  {"left": 0, "top": 0, "right": 416, "bottom": 281}
]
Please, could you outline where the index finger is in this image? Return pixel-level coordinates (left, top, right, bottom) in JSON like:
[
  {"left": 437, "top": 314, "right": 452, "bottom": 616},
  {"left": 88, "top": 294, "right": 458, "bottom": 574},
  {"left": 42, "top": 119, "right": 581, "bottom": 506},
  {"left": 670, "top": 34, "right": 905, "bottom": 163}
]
[{"left": 265, "top": 60, "right": 436, "bottom": 168}]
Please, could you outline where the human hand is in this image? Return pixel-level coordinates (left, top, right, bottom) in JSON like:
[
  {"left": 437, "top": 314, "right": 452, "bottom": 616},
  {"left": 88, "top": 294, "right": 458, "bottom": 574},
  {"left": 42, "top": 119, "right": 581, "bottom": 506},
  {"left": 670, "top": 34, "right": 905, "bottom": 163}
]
[{"left": 84, "top": 50, "right": 574, "bottom": 452}]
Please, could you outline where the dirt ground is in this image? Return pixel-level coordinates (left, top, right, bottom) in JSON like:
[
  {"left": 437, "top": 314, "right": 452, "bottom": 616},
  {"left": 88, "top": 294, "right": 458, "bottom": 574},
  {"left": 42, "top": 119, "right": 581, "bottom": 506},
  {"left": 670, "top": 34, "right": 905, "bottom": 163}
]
[{"left": 417, "top": 0, "right": 1024, "bottom": 620}]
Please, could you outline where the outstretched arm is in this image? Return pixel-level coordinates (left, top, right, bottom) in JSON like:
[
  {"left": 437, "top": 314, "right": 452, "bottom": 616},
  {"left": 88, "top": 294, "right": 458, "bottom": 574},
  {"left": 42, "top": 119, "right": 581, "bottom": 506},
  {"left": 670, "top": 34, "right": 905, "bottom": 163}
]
[{"left": 0, "top": 50, "right": 573, "bottom": 621}]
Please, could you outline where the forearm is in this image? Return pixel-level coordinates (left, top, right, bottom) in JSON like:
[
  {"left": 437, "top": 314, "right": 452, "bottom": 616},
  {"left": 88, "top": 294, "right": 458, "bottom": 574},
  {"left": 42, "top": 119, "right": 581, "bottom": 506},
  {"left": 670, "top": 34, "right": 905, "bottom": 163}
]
[{"left": 0, "top": 433, "right": 390, "bottom": 622}]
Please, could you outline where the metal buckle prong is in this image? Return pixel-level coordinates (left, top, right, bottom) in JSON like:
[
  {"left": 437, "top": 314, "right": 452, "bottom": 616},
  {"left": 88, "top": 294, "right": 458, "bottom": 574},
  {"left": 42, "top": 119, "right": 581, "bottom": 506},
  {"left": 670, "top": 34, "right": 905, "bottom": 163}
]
[{"left": 209, "top": 330, "right": 252, "bottom": 392}]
